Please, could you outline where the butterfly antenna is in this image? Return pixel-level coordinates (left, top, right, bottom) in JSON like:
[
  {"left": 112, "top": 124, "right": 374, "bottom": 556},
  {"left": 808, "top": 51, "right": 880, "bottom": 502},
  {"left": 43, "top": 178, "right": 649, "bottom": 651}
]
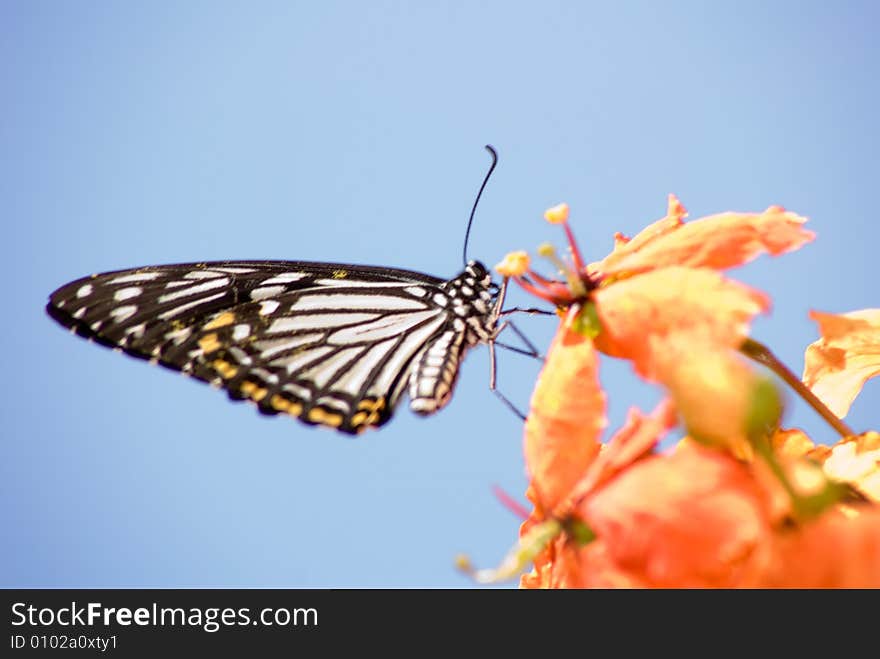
[{"left": 462, "top": 144, "right": 498, "bottom": 267}]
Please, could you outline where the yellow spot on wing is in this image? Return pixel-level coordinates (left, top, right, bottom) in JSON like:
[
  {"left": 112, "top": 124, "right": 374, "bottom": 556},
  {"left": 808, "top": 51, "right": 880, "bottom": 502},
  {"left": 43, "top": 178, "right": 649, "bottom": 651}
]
[
  {"left": 270, "top": 394, "right": 303, "bottom": 417},
  {"left": 198, "top": 333, "right": 221, "bottom": 354},
  {"left": 204, "top": 311, "right": 235, "bottom": 330},
  {"left": 308, "top": 407, "right": 343, "bottom": 427},
  {"left": 331, "top": 269, "right": 348, "bottom": 279},
  {"left": 351, "top": 400, "right": 383, "bottom": 428},
  {"left": 212, "top": 359, "right": 238, "bottom": 379},
  {"left": 240, "top": 381, "right": 267, "bottom": 402},
  {"left": 357, "top": 397, "right": 386, "bottom": 412}
]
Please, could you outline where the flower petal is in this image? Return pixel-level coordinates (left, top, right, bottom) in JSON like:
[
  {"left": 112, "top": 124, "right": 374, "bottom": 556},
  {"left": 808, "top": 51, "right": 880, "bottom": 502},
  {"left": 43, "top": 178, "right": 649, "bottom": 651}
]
[
  {"left": 520, "top": 535, "right": 646, "bottom": 588},
  {"left": 771, "top": 428, "right": 817, "bottom": 460},
  {"left": 593, "top": 267, "right": 770, "bottom": 381},
  {"left": 803, "top": 309, "right": 880, "bottom": 418},
  {"left": 595, "top": 194, "right": 688, "bottom": 272},
  {"left": 596, "top": 204, "right": 814, "bottom": 276},
  {"left": 524, "top": 322, "right": 606, "bottom": 510},
  {"left": 818, "top": 432, "right": 880, "bottom": 503},
  {"left": 760, "top": 508, "right": 880, "bottom": 587},
  {"left": 559, "top": 399, "right": 678, "bottom": 516},
  {"left": 580, "top": 442, "right": 774, "bottom": 587}
]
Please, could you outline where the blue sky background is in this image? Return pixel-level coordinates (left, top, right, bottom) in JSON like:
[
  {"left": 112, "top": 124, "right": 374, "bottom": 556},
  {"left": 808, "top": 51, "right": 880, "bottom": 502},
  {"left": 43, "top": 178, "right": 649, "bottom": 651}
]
[{"left": 3, "top": 1, "right": 879, "bottom": 587}]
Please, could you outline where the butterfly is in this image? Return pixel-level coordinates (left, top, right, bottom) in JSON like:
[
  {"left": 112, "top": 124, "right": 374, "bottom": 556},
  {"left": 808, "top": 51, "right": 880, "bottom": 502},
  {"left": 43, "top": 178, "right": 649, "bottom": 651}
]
[
  {"left": 45, "top": 147, "right": 527, "bottom": 435},
  {"left": 46, "top": 259, "right": 505, "bottom": 434}
]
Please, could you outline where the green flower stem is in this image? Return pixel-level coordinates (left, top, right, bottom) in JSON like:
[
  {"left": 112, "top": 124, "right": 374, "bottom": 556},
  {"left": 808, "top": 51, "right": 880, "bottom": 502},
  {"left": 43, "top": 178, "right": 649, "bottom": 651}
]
[
  {"left": 739, "top": 337, "right": 854, "bottom": 439},
  {"left": 750, "top": 433, "right": 842, "bottom": 519}
]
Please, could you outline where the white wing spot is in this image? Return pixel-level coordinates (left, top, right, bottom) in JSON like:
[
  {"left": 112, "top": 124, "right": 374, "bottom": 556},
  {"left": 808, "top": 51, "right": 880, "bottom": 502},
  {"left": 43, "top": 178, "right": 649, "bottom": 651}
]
[
  {"left": 268, "top": 313, "right": 378, "bottom": 334},
  {"left": 73, "top": 307, "right": 86, "bottom": 319},
  {"left": 184, "top": 270, "right": 225, "bottom": 279},
  {"left": 164, "top": 326, "right": 192, "bottom": 345},
  {"left": 227, "top": 346, "right": 253, "bottom": 366},
  {"left": 125, "top": 323, "right": 146, "bottom": 339},
  {"left": 232, "top": 324, "right": 251, "bottom": 341},
  {"left": 211, "top": 267, "right": 258, "bottom": 274},
  {"left": 405, "top": 286, "right": 428, "bottom": 297},
  {"left": 248, "top": 367, "right": 279, "bottom": 385},
  {"left": 290, "top": 294, "right": 426, "bottom": 312},
  {"left": 76, "top": 284, "right": 93, "bottom": 298},
  {"left": 433, "top": 293, "right": 448, "bottom": 307},
  {"left": 329, "top": 310, "right": 439, "bottom": 344},
  {"left": 271, "top": 345, "right": 334, "bottom": 373},
  {"left": 110, "top": 305, "right": 138, "bottom": 322},
  {"left": 259, "top": 300, "right": 280, "bottom": 315},
  {"left": 108, "top": 272, "right": 160, "bottom": 284},
  {"left": 312, "top": 279, "right": 413, "bottom": 288},
  {"left": 282, "top": 383, "right": 312, "bottom": 400},
  {"left": 158, "top": 292, "right": 225, "bottom": 320},
  {"left": 114, "top": 286, "right": 142, "bottom": 301},
  {"left": 255, "top": 334, "right": 322, "bottom": 359},
  {"left": 261, "top": 272, "right": 308, "bottom": 285},
  {"left": 250, "top": 285, "right": 287, "bottom": 300},
  {"left": 299, "top": 346, "right": 364, "bottom": 388},
  {"left": 158, "top": 278, "right": 228, "bottom": 303}
]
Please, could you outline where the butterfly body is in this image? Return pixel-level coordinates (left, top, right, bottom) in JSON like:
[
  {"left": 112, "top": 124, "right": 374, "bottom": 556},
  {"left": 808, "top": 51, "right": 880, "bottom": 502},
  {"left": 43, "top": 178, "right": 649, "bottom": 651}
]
[{"left": 47, "top": 259, "right": 501, "bottom": 434}]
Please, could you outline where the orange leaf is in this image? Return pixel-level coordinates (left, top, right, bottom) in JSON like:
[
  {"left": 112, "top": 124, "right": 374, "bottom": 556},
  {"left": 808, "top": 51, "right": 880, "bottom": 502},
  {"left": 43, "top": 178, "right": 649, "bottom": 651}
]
[
  {"left": 593, "top": 267, "right": 770, "bottom": 380},
  {"left": 595, "top": 204, "right": 813, "bottom": 276},
  {"left": 803, "top": 309, "right": 880, "bottom": 418},
  {"left": 524, "top": 322, "right": 606, "bottom": 511}
]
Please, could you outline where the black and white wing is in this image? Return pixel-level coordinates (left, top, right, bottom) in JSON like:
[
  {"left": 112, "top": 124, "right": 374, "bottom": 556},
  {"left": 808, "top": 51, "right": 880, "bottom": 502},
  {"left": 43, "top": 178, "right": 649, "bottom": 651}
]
[{"left": 47, "top": 260, "right": 499, "bottom": 434}]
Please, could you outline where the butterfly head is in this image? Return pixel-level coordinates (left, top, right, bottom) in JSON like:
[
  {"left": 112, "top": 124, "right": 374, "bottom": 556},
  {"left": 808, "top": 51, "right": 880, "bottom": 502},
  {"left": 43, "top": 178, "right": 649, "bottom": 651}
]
[{"left": 464, "top": 259, "right": 492, "bottom": 288}]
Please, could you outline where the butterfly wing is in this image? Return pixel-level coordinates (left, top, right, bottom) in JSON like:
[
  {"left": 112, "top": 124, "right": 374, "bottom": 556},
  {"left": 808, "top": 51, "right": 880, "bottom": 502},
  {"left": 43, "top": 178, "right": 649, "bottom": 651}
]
[{"left": 47, "top": 261, "right": 457, "bottom": 434}]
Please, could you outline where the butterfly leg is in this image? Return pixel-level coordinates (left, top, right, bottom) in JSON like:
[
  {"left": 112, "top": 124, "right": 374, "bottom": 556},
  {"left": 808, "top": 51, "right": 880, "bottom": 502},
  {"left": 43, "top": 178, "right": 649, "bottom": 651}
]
[
  {"left": 499, "top": 307, "right": 556, "bottom": 317},
  {"left": 488, "top": 336, "right": 528, "bottom": 421},
  {"left": 493, "top": 319, "right": 545, "bottom": 361},
  {"left": 503, "top": 320, "right": 544, "bottom": 360}
]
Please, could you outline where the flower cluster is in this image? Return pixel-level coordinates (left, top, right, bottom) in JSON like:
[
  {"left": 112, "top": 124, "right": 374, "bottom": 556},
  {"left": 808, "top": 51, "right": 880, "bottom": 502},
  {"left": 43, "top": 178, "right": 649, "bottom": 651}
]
[{"left": 465, "top": 195, "right": 880, "bottom": 588}]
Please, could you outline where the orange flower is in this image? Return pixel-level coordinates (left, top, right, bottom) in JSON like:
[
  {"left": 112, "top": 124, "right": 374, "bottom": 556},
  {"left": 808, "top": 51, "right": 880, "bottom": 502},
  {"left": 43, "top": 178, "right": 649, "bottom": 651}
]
[
  {"left": 497, "top": 194, "right": 813, "bottom": 312},
  {"left": 577, "top": 439, "right": 880, "bottom": 588},
  {"left": 511, "top": 334, "right": 880, "bottom": 587},
  {"left": 476, "top": 198, "right": 880, "bottom": 588},
  {"left": 594, "top": 197, "right": 814, "bottom": 277},
  {"left": 774, "top": 430, "right": 880, "bottom": 503},
  {"left": 523, "top": 323, "right": 605, "bottom": 513},
  {"left": 579, "top": 441, "right": 776, "bottom": 587},
  {"left": 517, "top": 355, "right": 880, "bottom": 588},
  {"left": 761, "top": 507, "right": 880, "bottom": 587},
  {"left": 593, "top": 267, "right": 769, "bottom": 381},
  {"left": 803, "top": 309, "right": 880, "bottom": 418},
  {"left": 517, "top": 315, "right": 680, "bottom": 588},
  {"left": 495, "top": 196, "right": 807, "bottom": 387},
  {"left": 514, "top": 324, "right": 784, "bottom": 587}
]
